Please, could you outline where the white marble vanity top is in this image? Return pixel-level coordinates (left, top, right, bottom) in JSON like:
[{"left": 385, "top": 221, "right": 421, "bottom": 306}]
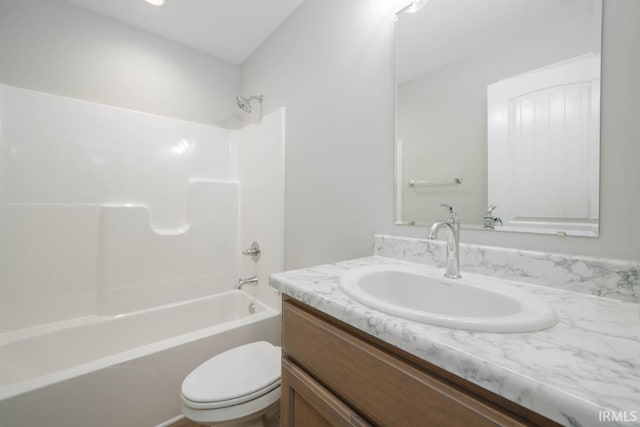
[{"left": 270, "top": 256, "right": 640, "bottom": 427}]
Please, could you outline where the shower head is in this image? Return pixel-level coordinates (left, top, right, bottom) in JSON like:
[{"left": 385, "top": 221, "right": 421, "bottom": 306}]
[
  {"left": 236, "top": 96, "right": 252, "bottom": 113},
  {"left": 236, "top": 95, "right": 263, "bottom": 114}
]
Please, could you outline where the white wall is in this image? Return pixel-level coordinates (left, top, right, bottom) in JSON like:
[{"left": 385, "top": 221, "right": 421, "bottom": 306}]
[
  {"left": 242, "top": 0, "right": 640, "bottom": 263},
  {"left": 241, "top": 0, "right": 397, "bottom": 269},
  {"left": 1, "top": 85, "right": 233, "bottom": 228},
  {"left": 0, "top": 0, "right": 240, "bottom": 127}
]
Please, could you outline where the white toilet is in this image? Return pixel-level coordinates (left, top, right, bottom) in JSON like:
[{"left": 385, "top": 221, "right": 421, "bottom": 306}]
[{"left": 181, "top": 341, "right": 282, "bottom": 427}]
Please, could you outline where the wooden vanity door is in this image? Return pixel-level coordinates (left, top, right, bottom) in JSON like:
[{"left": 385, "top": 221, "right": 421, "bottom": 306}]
[{"left": 281, "top": 358, "right": 372, "bottom": 427}]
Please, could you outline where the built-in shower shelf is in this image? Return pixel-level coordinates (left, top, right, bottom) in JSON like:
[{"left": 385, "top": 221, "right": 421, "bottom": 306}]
[
  {"left": 101, "top": 180, "right": 240, "bottom": 236},
  {"left": 9, "top": 179, "right": 240, "bottom": 237}
]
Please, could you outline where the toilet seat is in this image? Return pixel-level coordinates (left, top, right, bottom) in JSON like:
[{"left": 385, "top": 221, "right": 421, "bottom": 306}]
[
  {"left": 182, "top": 386, "right": 281, "bottom": 425},
  {"left": 181, "top": 341, "right": 281, "bottom": 424},
  {"left": 182, "top": 379, "right": 280, "bottom": 410}
]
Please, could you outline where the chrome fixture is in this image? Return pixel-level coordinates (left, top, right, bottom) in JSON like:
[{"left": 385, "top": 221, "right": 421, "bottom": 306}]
[
  {"left": 236, "top": 95, "right": 264, "bottom": 121},
  {"left": 235, "top": 276, "right": 258, "bottom": 290},
  {"left": 399, "top": 0, "right": 428, "bottom": 14},
  {"left": 427, "top": 204, "right": 461, "bottom": 279},
  {"left": 408, "top": 177, "right": 462, "bottom": 188},
  {"left": 483, "top": 204, "right": 503, "bottom": 230},
  {"left": 242, "top": 241, "right": 261, "bottom": 262}
]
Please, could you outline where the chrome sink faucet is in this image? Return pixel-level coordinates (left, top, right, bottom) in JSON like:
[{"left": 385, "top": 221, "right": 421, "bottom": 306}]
[
  {"left": 235, "top": 276, "right": 258, "bottom": 290},
  {"left": 427, "top": 204, "right": 462, "bottom": 279},
  {"left": 483, "top": 204, "right": 503, "bottom": 230}
]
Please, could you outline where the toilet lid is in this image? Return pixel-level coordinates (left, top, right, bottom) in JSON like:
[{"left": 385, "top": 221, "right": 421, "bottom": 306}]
[{"left": 182, "top": 341, "right": 281, "bottom": 404}]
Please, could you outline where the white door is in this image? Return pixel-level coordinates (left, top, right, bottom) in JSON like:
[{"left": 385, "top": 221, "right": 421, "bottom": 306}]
[{"left": 487, "top": 54, "right": 600, "bottom": 234}]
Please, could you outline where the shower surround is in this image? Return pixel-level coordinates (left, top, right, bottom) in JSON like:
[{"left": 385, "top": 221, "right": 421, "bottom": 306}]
[{"left": 0, "top": 84, "right": 285, "bottom": 426}]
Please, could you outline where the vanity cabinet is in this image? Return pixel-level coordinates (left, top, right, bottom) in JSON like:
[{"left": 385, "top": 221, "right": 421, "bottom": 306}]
[{"left": 281, "top": 298, "right": 559, "bottom": 427}]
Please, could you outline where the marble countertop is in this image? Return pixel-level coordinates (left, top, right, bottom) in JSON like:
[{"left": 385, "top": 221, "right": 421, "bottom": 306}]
[{"left": 270, "top": 256, "right": 640, "bottom": 427}]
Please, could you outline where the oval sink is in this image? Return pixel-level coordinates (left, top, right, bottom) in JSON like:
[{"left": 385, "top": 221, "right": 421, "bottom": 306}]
[{"left": 340, "top": 264, "right": 558, "bottom": 333}]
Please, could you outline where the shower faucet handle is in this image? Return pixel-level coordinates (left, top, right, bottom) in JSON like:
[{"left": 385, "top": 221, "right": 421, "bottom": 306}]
[{"left": 242, "top": 241, "right": 261, "bottom": 262}]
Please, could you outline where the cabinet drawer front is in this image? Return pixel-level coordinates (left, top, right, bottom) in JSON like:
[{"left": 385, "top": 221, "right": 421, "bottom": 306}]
[{"left": 283, "top": 301, "right": 527, "bottom": 427}]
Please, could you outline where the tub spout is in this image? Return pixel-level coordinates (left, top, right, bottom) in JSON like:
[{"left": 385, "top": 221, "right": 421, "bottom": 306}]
[{"left": 235, "top": 276, "right": 258, "bottom": 290}]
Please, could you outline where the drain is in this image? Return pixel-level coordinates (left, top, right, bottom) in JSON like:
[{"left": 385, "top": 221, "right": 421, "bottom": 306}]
[{"left": 248, "top": 303, "right": 255, "bottom": 314}]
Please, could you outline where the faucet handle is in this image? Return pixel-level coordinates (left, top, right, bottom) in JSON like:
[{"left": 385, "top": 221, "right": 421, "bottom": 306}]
[
  {"left": 241, "top": 241, "right": 261, "bottom": 262},
  {"left": 440, "top": 204, "right": 457, "bottom": 218}
]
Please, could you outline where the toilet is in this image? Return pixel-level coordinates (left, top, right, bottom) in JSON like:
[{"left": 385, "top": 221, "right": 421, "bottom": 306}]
[{"left": 181, "top": 341, "right": 282, "bottom": 427}]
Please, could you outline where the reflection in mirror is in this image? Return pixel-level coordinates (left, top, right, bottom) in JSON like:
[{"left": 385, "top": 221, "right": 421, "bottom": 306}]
[{"left": 394, "top": 0, "right": 602, "bottom": 237}]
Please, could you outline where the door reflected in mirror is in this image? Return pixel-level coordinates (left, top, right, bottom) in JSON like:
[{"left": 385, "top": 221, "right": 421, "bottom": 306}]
[{"left": 394, "top": 0, "right": 602, "bottom": 237}]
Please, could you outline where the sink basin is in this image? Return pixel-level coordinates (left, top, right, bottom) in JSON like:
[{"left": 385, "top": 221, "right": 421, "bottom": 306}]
[{"left": 340, "top": 264, "right": 558, "bottom": 333}]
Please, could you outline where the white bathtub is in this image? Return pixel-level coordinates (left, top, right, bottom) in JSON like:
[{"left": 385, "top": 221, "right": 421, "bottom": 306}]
[{"left": 0, "top": 291, "right": 281, "bottom": 427}]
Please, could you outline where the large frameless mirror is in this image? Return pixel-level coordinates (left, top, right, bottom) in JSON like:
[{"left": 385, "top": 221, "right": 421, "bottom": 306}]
[{"left": 395, "top": 0, "right": 602, "bottom": 237}]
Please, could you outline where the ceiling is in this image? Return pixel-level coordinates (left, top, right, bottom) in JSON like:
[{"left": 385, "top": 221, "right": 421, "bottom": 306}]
[
  {"left": 397, "top": 0, "right": 596, "bottom": 83},
  {"left": 64, "top": 0, "right": 305, "bottom": 64}
]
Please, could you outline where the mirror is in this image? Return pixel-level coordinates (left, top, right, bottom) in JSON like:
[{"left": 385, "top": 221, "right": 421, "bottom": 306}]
[{"left": 394, "top": 0, "right": 602, "bottom": 237}]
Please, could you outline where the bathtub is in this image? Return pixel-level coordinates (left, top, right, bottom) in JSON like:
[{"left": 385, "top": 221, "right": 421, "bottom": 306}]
[{"left": 0, "top": 291, "right": 281, "bottom": 427}]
